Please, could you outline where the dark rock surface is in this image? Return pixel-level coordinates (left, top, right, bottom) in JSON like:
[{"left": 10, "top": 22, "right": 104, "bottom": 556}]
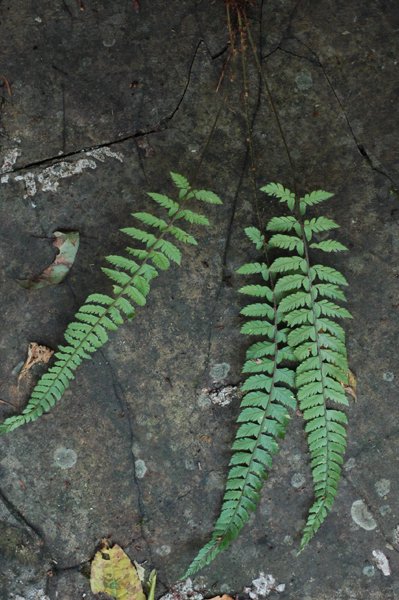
[{"left": 0, "top": 1, "right": 398, "bottom": 598}]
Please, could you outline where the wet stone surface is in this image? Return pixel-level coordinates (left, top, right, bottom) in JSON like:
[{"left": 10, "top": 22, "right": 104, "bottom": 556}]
[{"left": 1, "top": 1, "right": 399, "bottom": 599}]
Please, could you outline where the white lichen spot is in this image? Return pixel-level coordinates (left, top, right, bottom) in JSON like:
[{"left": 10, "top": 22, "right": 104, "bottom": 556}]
[
  {"left": 155, "top": 544, "right": 171, "bottom": 556},
  {"left": 291, "top": 472, "right": 306, "bottom": 489},
  {"left": 3, "top": 147, "right": 124, "bottom": 199},
  {"left": 159, "top": 579, "right": 203, "bottom": 600},
  {"left": 135, "top": 459, "right": 147, "bottom": 479},
  {"left": 375, "top": 478, "right": 391, "bottom": 497},
  {"left": 372, "top": 549, "right": 391, "bottom": 576},
  {"left": 344, "top": 457, "right": 356, "bottom": 471},
  {"left": 295, "top": 71, "right": 313, "bottom": 91},
  {"left": 350, "top": 499, "right": 377, "bottom": 530},
  {"left": 210, "top": 362, "right": 231, "bottom": 382},
  {"left": 184, "top": 459, "right": 196, "bottom": 471},
  {"left": 1, "top": 174, "right": 9, "bottom": 184},
  {"left": 86, "top": 147, "right": 124, "bottom": 163},
  {"left": 15, "top": 173, "right": 37, "bottom": 198},
  {"left": 362, "top": 565, "right": 375, "bottom": 577},
  {"left": 0, "top": 148, "right": 21, "bottom": 173},
  {"left": 379, "top": 504, "right": 392, "bottom": 516},
  {"left": 392, "top": 524, "right": 399, "bottom": 546},
  {"left": 14, "top": 595, "right": 50, "bottom": 600},
  {"left": 53, "top": 447, "right": 77, "bottom": 469},
  {"left": 37, "top": 159, "right": 97, "bottom": 192},
  {"left": 383, "top": 371, "right": 395, "bottom": 382},
  {"left": 244, "top": 573, "right": 285, "bottom": 598},
  {"left": 35, "top": 16, "right": 43, "bottom": 23},
  {"left": 197, "top": 392, "right": 212, "bottom": 408},
  {"left": 200, "top": 385, "right": 240, "bottom": 408}
]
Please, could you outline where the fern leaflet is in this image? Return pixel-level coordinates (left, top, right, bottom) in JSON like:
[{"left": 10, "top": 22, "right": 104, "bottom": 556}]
[
  {"left": 184, "top": 228, "right": 296, "bottom": 577},
  {"left": 0, "top": 173, "right": 222, "bottom": 435},
  {"left": 263, "top": 183, "right": 352, "bottom": 550}
]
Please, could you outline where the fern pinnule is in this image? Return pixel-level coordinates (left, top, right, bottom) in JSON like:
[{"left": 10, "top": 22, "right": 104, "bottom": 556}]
[
  {"left": 0, "top": 173, "right": 222, "bottom": 435},
  {"left": 184, "top": 227, "right": 296, "bottom": 577},
  {"left": 262, "top": 183, "right": 352, "bottom": 550}
]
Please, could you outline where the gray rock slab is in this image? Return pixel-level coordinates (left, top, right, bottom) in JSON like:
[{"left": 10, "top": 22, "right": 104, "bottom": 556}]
[{"left": 1, "top": 1, "right": 399, "bottom": 599}]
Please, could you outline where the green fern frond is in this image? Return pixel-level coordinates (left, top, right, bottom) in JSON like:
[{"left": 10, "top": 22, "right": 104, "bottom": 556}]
[
  {"left": 0, "top": 173, "right": 221, "bottom": 435},
  {"left": 184, "top": 238, "right": 296, "bottom": 578},
  {"left": 265, "top": 183, "right": 352, "bottom": 550}
]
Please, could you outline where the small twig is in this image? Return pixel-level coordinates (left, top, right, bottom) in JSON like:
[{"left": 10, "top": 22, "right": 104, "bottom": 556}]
[
  {"left": 0, "top": 398, "right": 17, "bottom": 408},
  {"left": 0, "top": 75, "right": 12, "bottom": 97}
]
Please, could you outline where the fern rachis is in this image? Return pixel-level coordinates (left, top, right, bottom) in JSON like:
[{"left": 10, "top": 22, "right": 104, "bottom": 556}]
[
  {"left": 264, "top": 184, "right": 352, "bottom": 549},
  {"left": 184, "top": 227, "right": 297, "bottom": 577},
  {"left": 0, "top": 173, "right": 222, "bottom": 434}
]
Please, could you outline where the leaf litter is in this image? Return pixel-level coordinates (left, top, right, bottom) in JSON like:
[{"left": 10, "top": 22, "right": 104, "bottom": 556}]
[
  {"left": 19, "top": 231, "right": 79, "bottom": 289},
  {"left": 18, "top": 342, "right": 54, "bottom": 382},
  {"left": 90, "top": 540, "right": 156, "bottom": 600}
]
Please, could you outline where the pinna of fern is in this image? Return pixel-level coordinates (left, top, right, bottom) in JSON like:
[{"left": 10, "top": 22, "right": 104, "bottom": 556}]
[
  {"left": 0, "top": 172, "right": 222, "bottom": 435},
  {"left": 184, "top": 226, "right": 297, "bottom": 578},
  {"left": 184, "top": 182, "right": 352, "bottom": 578},
  {"left": 262, "top": 182, "right": 352, "bottom": 550}
]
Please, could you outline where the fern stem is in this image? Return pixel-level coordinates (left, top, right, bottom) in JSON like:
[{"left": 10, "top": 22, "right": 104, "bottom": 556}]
[{"left": 245, "top": 17, "right": 298, "bottom": 196}]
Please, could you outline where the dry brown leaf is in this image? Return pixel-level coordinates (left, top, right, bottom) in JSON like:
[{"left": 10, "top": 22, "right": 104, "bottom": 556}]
[
  {"left": 18, "top": 342, "right": 54, "bottom": 382},
  {"left": 343, "top": 369, "right": 357, "bottom": 401},
  {"left": 208, "top": 596, "right": 234, "bottom": 600}
]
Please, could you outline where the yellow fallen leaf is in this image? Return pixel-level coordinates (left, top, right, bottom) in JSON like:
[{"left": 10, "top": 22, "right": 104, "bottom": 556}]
[{"left": 90, "top": 540, "right": 146, "bottom": 600}]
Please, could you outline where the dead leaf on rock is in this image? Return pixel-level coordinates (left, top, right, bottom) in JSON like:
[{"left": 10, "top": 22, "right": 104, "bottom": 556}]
[
  {"left": 18, "top": 342, "right": 54, "bottom": 382},
  {"left": 343, "top": 369, "right": 357, "bottom": 401},
  {"left": 19, "top": 230, "right": 79, "bottom": 289},
  {"left": 91, "top": 540, "right": 146, "bottom": 600},
  {"left": 208, "top": 596, "right": 234, "bottom": 600}
]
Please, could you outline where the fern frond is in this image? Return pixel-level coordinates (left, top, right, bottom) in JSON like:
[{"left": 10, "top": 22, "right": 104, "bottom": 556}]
[
  {"left": 263, "top": 183, "right": 352, "bottom": 550},
  {"left": 184, "top": 245, "right": 296, "bottom": 577},
  {"left": 0, "top": 173, "right": 221, "bottom": 435}
]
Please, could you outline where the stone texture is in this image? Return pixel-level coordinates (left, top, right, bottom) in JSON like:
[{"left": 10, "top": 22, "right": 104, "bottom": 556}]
[{"left": 1, "top": 1, "right": 398, "bottom": 598}]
